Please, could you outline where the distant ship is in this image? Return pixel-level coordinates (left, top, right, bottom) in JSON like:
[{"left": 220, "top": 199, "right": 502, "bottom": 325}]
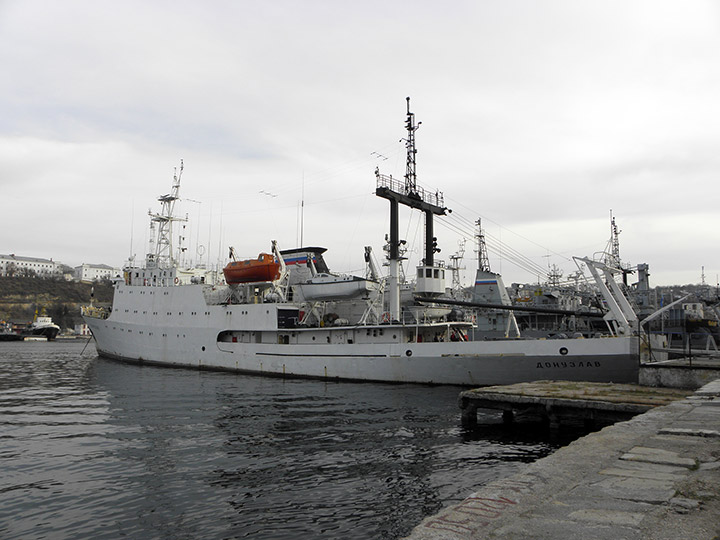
[
  {"left": 23, "top": 312, "right": 60, "bottom": 341},
  {"left": 0, "top": 320, "right": 22, "bottom": 341},
  {"left": 82, "top": 100, "right": 640, "bottom": 385}
]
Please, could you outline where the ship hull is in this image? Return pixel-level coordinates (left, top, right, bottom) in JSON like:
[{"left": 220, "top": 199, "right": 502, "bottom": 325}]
[
  {"left": 83, "top": 283, "right": 639, "bottom": 386},
  {"left": 91, "top": 337, "right": 639, "bottom": 386}
]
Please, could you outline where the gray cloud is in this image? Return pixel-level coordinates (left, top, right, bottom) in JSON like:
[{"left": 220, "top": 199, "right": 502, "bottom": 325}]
[{"left": 1, "top": 1, "right": 718, "bottom": 286}]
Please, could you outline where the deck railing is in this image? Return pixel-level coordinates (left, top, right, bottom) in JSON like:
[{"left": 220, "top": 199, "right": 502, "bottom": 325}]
[
  {"left": 81, "top": 305, "right": 110, "bottom": 320},
  {"left": 375, "top": 170, "right": 444, "bottom": 208}
]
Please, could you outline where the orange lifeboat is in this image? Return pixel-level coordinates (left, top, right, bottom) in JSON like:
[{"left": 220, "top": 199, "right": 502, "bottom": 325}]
[{"left": 223, "top": 253, "right": 280, "bottom": 284}]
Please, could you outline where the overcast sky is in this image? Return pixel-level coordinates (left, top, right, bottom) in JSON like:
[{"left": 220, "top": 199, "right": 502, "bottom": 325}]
[{"left": 2, "top": 1, "right": 719, "bottom": 287}]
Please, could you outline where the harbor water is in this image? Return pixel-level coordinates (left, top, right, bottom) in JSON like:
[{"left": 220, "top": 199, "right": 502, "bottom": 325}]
[{"left": 1, "top": 340, "right": 581, "bottom": 539}]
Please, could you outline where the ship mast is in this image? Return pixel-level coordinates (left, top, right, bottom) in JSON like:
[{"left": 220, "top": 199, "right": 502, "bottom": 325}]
[
  {"left": 404, "top": 98, "right": 420, "bottom": 194},
  {"left": 448, "top": 239, "right": 466, "bottom": 296},
  {"left": 476, "top": 218, "right": 491, "bottom": 272},
  {"left": 375, "top": 98, "right": 448, "bottom": 322},
  {"left": 608, "top": 210, "right": 621, "bottom": 270},
  {"left": 148, "top": 160, "right": 187, "bottom": 269},
  {"left": 605, "top": 210, "right": 633, "bottom": 286}
]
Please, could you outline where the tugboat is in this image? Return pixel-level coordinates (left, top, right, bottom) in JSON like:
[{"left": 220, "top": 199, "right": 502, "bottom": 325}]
[{"left": 23, "top": 311, "right": 60, "bottom": 341}]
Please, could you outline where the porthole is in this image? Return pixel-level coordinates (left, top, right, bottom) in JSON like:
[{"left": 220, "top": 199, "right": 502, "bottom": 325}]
[
  {"left": 559, "top": 347, "right": 568, "bottom": 355},
  {"left": 406, "top": 350, "right": 413, "bottom": 357}
]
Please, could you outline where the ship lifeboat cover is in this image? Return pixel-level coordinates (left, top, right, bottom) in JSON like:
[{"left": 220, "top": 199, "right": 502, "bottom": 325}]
[{"left": 223, "top": 253, "right": 281, "bottom": 284}]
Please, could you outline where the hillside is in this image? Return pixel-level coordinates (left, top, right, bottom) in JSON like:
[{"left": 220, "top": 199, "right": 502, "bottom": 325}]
[{"left": 0, "top": 276, "right": 114, "bottom": 330}]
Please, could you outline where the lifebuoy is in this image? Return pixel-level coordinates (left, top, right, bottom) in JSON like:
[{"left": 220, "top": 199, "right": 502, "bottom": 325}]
[
  {"left": 381, "top": 312, "right": 391, "bottom": 323},
  {"left": 174, "top": 277, "right": 179, "bottom": 284}
]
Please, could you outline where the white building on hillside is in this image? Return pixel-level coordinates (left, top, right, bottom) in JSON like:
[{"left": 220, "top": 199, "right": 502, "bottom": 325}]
[
  {"left": 0, "top": 254, "right": 60, "bottom": 277},
  {"left": 74, "top": 263, "right": 119, "bottom": 282}
]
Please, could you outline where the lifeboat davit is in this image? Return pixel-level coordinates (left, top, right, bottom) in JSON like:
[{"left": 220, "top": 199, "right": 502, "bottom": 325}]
[{"left": 223, "top": 253, "right": 280, "bottom": 284}]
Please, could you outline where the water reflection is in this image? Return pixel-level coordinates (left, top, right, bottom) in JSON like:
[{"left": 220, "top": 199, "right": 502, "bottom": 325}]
[{"left": 1, "top": 341, "right": 576, "bottom": 540}]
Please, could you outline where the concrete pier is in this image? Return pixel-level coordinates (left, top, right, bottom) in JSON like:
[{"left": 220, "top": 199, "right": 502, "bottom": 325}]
[
  {"left": 459, "top": 381, "right": 692, "bottom": 429},
  {"left": 640, "top": 356, "right": 720, "bottom": 389},
  {"left": 404, "top": 379, "right": 720, "bottom": 540}
]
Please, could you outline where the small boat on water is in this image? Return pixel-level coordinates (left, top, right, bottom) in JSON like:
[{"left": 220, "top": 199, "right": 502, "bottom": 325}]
[
  {"left": 24, "top": 314, "right": 60, "bottom": 341},
  {"left": 223, "top": 253, "right": 280, "bottom": 284}
]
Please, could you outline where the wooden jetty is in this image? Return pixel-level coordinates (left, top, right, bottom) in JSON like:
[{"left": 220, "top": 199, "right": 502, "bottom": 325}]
[{"left": 459, "top": 381, "right": 692, "bottom": 429}]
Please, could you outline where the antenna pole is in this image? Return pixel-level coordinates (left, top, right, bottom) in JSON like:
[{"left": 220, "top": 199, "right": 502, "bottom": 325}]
[
  {"left": 129, "top": 200, "right": 134, "bottom": 261},
  {"left": 404, "top": 96, "right": 419, "bottom": 194},
  {"left": 300, "top": 173, "right": 305, "bottom": 247}
]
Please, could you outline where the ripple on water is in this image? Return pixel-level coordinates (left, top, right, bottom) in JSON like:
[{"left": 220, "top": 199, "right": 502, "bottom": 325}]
[{"left": 0, "top": 340, "right": 585, "bottom": 540}]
